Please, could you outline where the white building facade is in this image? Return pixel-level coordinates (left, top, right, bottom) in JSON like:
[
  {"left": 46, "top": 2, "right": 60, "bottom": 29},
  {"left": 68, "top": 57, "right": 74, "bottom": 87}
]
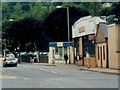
[{"left": 72, "top": 16, "right": 106, "bottom": 67}]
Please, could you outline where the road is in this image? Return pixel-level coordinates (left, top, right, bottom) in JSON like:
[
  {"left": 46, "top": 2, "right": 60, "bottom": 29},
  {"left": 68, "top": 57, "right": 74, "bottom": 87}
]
[{"left": 1, "top": 63, "right": 119, "bottom": 88}]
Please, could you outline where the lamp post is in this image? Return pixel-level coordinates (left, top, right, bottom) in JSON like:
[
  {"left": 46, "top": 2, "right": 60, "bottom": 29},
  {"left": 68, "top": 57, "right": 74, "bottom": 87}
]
[
  {"left": 56, "top": 6, "right": 71, "bottom": 64},
  {"left": 66, "top": 7, "right": 70, "bottom": 42}
]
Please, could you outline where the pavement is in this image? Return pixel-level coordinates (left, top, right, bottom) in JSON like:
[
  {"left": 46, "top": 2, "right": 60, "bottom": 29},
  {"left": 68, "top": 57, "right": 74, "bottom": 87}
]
[{"left": 33, "top": 63, "right": 120, "bottom": 75}]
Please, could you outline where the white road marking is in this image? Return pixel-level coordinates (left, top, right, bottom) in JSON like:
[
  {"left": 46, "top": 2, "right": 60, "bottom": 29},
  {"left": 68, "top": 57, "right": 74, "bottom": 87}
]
[
  {"left": 34, "top": 67, "right": 39, "bottom": 69},
  {"left": 20, "top": 64, "right": 66, "bottom": 75},
  {"left": 1, "top": 74, "right": 30, "bottom": 80},
  {"left": 51, "top": 71, "right": 57, "bottom": 74},
  {"left": 44, "top": 70, "right": 49, "bottom": 72},
  {"left": 23, "top": 77, "right": 29, "bottom": 80},
  {"left": 2, "top": 75, "right": 18, "bottom": 79},
  {"left": 39, "top": 68, "right": 44, "bottom": 70}
]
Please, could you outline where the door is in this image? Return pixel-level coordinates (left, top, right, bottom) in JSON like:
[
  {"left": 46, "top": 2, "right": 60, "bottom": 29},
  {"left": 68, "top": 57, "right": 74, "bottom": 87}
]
[{"left": 100, "top": 47, "right": 103, "bottom": 68}]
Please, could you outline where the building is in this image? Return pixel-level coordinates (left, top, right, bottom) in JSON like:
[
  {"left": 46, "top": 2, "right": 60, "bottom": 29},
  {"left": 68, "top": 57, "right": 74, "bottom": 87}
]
[
  {"left": 95, "top": 22, "right": 109, "bottom": 68},
  {"left": 48, "top": 42, "right": 74, "bottom": 64},
  {"left": 108, "top": 23, "right": 120, "bottom": 69},
  {"left": 72, "top": 16, "right": 106, "bottom": 67}
]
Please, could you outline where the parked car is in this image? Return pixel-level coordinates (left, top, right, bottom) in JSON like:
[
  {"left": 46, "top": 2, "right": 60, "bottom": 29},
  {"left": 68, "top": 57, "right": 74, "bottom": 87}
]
[
  {"left": 6, "top": 53, "right": 15, "bottom": 58},
  {"left": 16, "top": 52, "right": 27, "bottom": 58},
  {"left": 3, "top": 57, "right": 18, "bottom": 67}
]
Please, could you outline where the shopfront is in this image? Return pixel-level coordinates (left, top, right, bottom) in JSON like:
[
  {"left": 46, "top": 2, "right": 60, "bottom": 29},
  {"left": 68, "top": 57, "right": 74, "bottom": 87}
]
[
  {"left": 72, "top": 16, "right": 106, "bottom": 67},
  {"left": 48, "top": 42, "right": 74, "bottom": 64}
]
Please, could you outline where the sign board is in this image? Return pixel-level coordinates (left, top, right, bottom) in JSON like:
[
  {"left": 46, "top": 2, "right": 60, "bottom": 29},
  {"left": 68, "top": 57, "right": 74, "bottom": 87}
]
[{"left": 57, "top": 42, "right": 63, "bottom": 47}]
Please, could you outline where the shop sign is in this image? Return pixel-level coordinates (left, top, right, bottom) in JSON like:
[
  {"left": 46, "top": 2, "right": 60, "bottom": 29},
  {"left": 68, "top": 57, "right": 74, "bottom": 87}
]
[
  {"left": 57, "top": 42, "right": 63, "bottom": 47},
  {"left": 79, "top": 26, "right": 85, "bottom": 33}
]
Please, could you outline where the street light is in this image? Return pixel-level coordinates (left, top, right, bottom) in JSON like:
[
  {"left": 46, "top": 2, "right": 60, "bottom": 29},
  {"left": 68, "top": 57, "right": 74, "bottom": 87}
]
[
  {"left": 9, "top": 19, "right": 14, "bottom": 22},
  {"left": 56, "top": 6, "right": 71, "bottom": 64}
]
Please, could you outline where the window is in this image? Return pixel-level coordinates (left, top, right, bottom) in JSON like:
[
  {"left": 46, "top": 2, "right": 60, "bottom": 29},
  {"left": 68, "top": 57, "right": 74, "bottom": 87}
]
[
  {"left": 103, "top": 46, "right": 105, "bottom": 60},
  {"left": 88, "top": 40, "right": 95, "bottom": 57},
  {"left": 98, "top": 46, "right": 99, "bottom": 60},
  {"left": 59, "top": 47, "right": 62, "bottom": 60},
  {"left": 83, "top": 36, "right": 89, "bottom": 57},
  {"left": 55, "top": 47, "right": 58, "bottom": 53},
  {"left": 74, "top": 38, "right": 79, "bottom": 53},
  {"left": 64, "top": 47, "right": 67, "bottom": 53},
  {"left": 55, "top": 47, "right": 63, "bottom": 60}
]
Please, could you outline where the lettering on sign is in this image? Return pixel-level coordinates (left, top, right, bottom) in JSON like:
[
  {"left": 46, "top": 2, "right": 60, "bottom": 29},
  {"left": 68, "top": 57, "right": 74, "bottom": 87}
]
[
  {"left": 57, "top": 42, "right": 63, "bottom": 47},
  {"left": 79, "top": 26, "right": 85, "bottom": 33}
]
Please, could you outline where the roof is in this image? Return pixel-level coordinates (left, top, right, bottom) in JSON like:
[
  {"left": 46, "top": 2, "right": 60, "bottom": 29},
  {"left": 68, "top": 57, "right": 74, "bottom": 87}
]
[
  {"left": 99, "top": 23, "right": 108, "bottom": 37},
  {"left": 74, "top": 16, "right": 106, "bottom": 26}
]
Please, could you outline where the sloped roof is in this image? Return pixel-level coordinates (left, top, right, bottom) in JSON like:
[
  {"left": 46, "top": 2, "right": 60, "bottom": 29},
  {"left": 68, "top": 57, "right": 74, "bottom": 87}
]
[
  {"left": 99, "top": 22, "right": 108, "bottom": 38},
  {"left": 74, "top": 16, "right": 106, "bottom": 26}
]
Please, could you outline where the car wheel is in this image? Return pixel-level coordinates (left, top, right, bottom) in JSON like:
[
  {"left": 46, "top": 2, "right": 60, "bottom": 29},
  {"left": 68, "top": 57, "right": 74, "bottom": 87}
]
[
  {"left": 3, "top": 64, "right": 6, "bottom": 67},
  {"left": 14, "top": 63, "right": 17, "bottom": 67}
]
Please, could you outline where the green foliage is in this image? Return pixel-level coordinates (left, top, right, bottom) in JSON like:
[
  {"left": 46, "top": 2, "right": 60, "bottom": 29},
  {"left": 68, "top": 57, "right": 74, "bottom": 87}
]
[
  {"left": 2, "top": 2, "right": 120, "bottom": 52},
  {"left": 100, "top": 7, "right": 111, "bottom": 16},
  {"left": 44, "top": 6, "right": 89, "bottom": 42},
  {"left": 110, "top": 2, "right": 120, "bottom": 21},
  {"left": 1, "top": 2, "right": 104, "bottom": 22},
  {"left": 2, "top": 2, "right": 8, "bottom": 19},
  {"left": 10, "top": 3, "right": 23, "bottom": 20}
]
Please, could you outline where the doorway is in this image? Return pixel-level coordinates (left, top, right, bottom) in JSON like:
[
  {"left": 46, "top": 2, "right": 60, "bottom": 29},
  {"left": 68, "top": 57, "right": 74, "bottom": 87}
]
[{"left": 100, "top": 47, "right": 103, "bottom": 68}]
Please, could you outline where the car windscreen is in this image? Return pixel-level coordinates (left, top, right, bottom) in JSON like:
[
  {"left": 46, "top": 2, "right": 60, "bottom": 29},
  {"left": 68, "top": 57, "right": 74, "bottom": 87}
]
[
  {"left": 6, "top": 57, "right": 15, "bottom": 60},
  {"left": 6, "top": 54, "right": 15, "bottom": 57}
]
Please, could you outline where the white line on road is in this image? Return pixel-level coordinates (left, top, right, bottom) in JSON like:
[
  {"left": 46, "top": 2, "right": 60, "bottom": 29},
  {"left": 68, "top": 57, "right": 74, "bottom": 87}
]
[
  {"left": 50, "top": 71, "right": 57, "bottom": 74},
  {"left": 39, "top": 68, "right": 44, "bottom": 71},
  {"left": 34, "top": 67, "right": 39, "bottom": 69},
  {"left": 44, "top": 70, "right": 49, "bottom": 72},
  {"left": 23, "top": 77, "right": 29, "bottom": 80},
  {"left": 21, "top": 65, "right": 66, "bottom": 75}
]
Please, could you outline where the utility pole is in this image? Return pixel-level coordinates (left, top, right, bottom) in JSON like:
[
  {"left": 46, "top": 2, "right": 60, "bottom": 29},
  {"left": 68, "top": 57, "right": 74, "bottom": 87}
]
[{"left": 67, "top": 7, "right": 71, "bottom": 64}]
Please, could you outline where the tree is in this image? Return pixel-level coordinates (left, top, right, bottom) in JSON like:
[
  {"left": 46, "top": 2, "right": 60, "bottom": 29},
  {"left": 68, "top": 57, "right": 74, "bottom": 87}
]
[
  {"left": 21, "top": 2, "right": 30, "bottom": 13},
  {"left": 44, "top": 6, "right": 89, "bottom": 42},
  {"left": 29, "top": 2, "right": 50, "bottom": 22},
  {"left": 100, "top": 7, "right": 111, "bottom": 16},
  {"left": 10, "top": 3, "right": 23, "bottom": 20},
  {"left": 110, "top": 2, "right": 120, "bottom": 21},
  {"left": 6, "top": 17, "right": 48, "bottom": 51},
  {"left": 2, "top": 2, "right": 8, "bottom": 20},
  {"left": 77, "top": 2, "right": 102, "bottom": 16}
]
